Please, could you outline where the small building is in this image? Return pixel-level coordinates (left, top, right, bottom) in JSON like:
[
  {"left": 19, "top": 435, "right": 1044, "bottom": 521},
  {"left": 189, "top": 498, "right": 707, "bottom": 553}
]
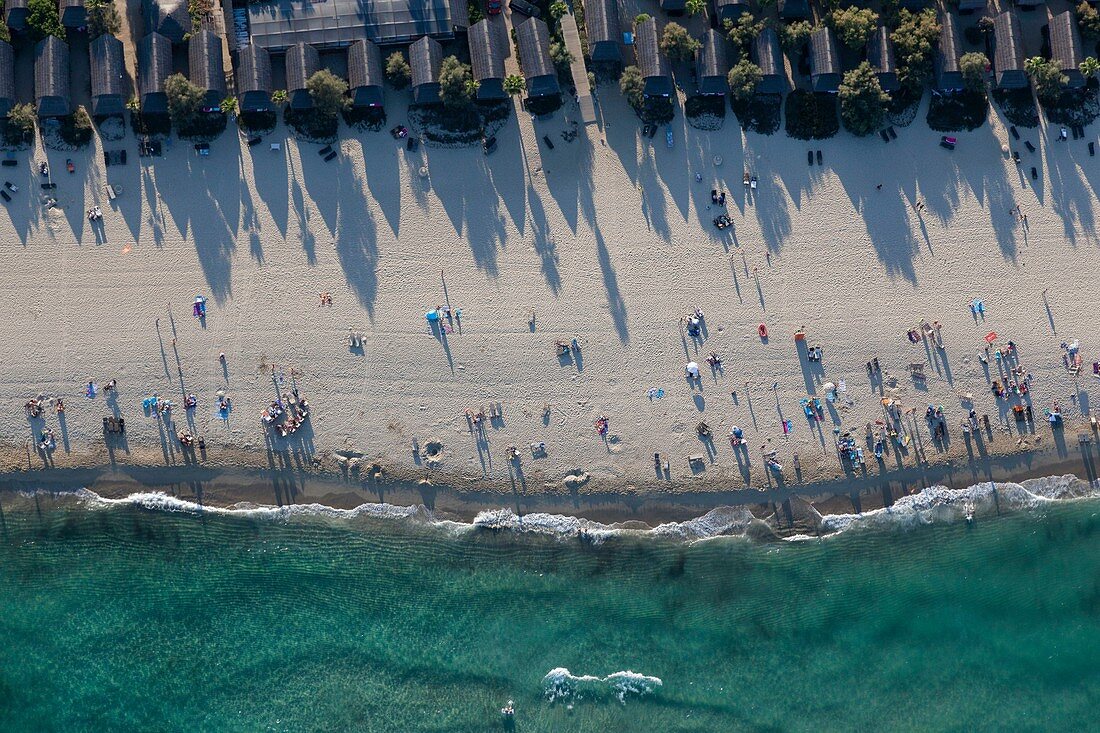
[
  {"left": 753, "top": 26, "right": 786, "bottom": 94},
  {"left": 60, "top": 0, "right": 86, "bottom": 28},
  {"left": 1049, "top": 10, "right": 1085, "bottom": 88},
  {"left": 348, "top": 40, "right": 385, "bottom": 108},
  {"left": 409, "top": 36, "right": 443, "bottom": 105},
  {"left": 1016, "top": 0, "right": 1044, "bottom": 7},
  {"left": 285, "top": 43, "right": 320, "bottom": 110},
  {"left": 696, "top": 29, "right": 729, "bottom": 96},
  {"left": 934, "top": 11, "right": 964, "bottom": 92},
  {"left": 809, "top": 26, "right": 840, "bottom": 93},
  {"left": 0, "top": 42, "right": 14, "bottom": 118},
  {"left": 138, "top": 32, "right": 173, "bottom": 114},
  {"left": 515, "top": 18, "right": 560, "bottom": 100},
  {"left": 89, "top": 34, "right": 126, "bottom": 117},
  {"left": 660, "top": 0, "right": 686, "bottom": 12},
  {"left": 866, "top": 26, "right": 898, "bottom": 93},
  {"left": 189, "top": 29, "right": 226, "bottom": 110},
  {"left": 713, "top": 0, "right": 751, "bottom": 27},
  {"left": 5, "top": 0, "right": 27, "bottom": 31},
  {"left": 34, "top": 36, "right": 70, "bottom": 118},
  {"left": 777, "top": 0, "right": 810, "bottom": 20},
  {"left": 957, "top": 0, "right": 985, "bottom": 12},
  {"left": 468, "top": 20, "right": 506, "bottom": 100},
  {"left": 583, "top": 0, "right": 621, "bottom": 64},
  {"left": 144, "top": 0, "right": 190, "bottom": 44},
  {"left": 237, "top": 44, "right": 273, "bottom": 113},
  {"left": 993, "top": 10, "right": 1027, "bottom": 90},
  {"left": 247, "top": 0, "right": 459, "bottom": 51},
  {"left": 635, "top": 17, "right": 672, "bottom": 97}
]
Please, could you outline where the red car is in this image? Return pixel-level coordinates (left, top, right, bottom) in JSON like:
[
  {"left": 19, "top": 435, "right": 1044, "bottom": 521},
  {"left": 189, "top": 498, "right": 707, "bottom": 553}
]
[{"left": 487, "top": 0, "right": 501, "bottom": 14}]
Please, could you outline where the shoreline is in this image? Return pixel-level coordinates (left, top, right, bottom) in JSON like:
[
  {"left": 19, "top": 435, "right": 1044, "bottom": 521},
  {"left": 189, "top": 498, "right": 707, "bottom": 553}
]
[{"left": 2, "top": 434, "right": 1095, "bottom": 528}]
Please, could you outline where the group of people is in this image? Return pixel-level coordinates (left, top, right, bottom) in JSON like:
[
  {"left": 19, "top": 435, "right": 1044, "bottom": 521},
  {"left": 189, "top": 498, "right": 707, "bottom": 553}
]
[
  {"left": 262, "top": 390, "right": 310, "bottom": 438},
  {"left": 86, "top": 206, "right": 103, "bottom": 221}
]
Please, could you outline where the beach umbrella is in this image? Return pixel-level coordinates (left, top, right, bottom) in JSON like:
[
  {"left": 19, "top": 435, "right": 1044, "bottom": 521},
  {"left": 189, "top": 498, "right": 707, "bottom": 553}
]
[
  {"left": 686, "top": 362, "right": 700, "bottom": 377},
  {"left": 984, "top": 331, "right": 998, "bottom": 344},
  {"left": 425, "top": 310, "right": 440, "bottom": 322}
]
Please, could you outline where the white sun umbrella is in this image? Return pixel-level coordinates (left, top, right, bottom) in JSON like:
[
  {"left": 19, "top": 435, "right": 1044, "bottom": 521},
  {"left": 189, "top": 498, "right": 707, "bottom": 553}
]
[{"left": 686, "top": 362, "right": 700, "bottom": 377}]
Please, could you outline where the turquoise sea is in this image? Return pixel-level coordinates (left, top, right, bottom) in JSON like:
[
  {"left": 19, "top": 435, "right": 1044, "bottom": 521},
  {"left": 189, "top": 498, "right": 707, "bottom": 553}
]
[{"left": 1, "top": 477, "right": 1098, "bottom": 732}]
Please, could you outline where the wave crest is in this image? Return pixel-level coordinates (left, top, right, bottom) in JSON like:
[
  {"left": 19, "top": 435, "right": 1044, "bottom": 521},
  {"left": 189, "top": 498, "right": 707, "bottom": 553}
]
[{"left": 543, "top": 667, "right": 662, "bottom": 704}]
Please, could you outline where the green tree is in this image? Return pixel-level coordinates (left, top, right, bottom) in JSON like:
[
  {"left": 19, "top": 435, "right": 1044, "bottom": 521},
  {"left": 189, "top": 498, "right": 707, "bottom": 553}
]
[
  {"left": 727, "top": 59, "right": 762, "bottom": 102},
  {"left": 839, "top": 61, "right": 890, "bottom": 136},
  {"left": 27, "top": 0, "right": 66, "bottom": 42},
  {"left": 1025, "top": 56, "right": 1066, "bottom": 106},
  {"left": 87, "top": 0, "right": 121, "bottom": 39},
  {"left": 725, "top": 12, "right": 764, "bottom": 60},
  {"left": 831, "top": 7, "right": 878, "bottom": 50},
  {"left": 271, "top": 89, "right": 288, "bottom": 105},
  {"left": 549, "top": 0, "right": 567, "bottom": 20},
  {"left": 5, "top": 103, "right": 36, "bottom": 146},
  {"left": 164, "top": 73, "right": 206, "bottom": 128},
  {"left": 1079, "top": 1, "right": 1100, "bottom": 39},
  {"left": 385, "top": 52, "right": 412, "bottom": 89},
  {"left": 780, "top": 20, "right": 812, "bottom": 52},
  {"left": 660, "top": 22, "right": 700, "bottom": 62},
  {"left": 891, "top": 9, "right": 941, "bottom": 85},
  {"left": 620, "top": 64, "right": 645, "bottom": 109},
  {"left": 438, "top": 55, "right": 474, "bottom": 109},
  {"left": 1080, "top": 56, "right": 1100, "bottom": 79},
  {"left": 550, "top": 41, "right": 573, "bottom": 74},
  {"left": 634, "top": 13, "right": 651, "bottom": 26},
  {"left": 959, "top": 52, "right": 988, "bottom": 92},
  {"left": 307, "top": 69, "right": 349, "bottom": 118},
  {"left": 504, "top": 74, "right": 526, "bottom": 95},
  {"left": 686, "top": 0, "right": 705, "bottom": 15},
  {"left": 220, "top": 96, "right": 238, "bottom": 115}
]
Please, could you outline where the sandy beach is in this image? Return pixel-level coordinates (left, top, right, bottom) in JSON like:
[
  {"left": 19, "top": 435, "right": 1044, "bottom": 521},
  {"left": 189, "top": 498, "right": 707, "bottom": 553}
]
[{"left": 2, "top": 88, "right": 1099, "bottom": 512}]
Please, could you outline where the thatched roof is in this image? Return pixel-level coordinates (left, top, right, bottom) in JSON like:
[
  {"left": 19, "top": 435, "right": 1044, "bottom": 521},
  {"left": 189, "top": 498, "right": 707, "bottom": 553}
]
[
  {"left": 935, "top": 11, "right": 963, "bottom": 91},
  {"left": 468, "top": 20, "right": 506, "bottom": 99},
  {"left": 90, "top": 34, "right": 126, "bottom": 117},
  {"left": 410, "top": 36, "right": 443, "bottom": 104},
  {"left": 60, "top": 0, "right": 86, "bottom": 28},
  {"left": 138, "top": 32, "right": 173, "bottom": 113},
  {"left": 584, "top": 0, "right": 620, "bottom": 62},
  {"left": 866, "top": 26, "right": 898, "bottom": 92},
  {"left": 696, "top": 29, "right": 729, "bottom": 96},
  {"left": 189, "top": 29, "right": 226, "bottom": 107},
  {"left": 0, "top": 42, "right": 13, "bottom": 117},
  {"left": 635, "top": 17, "right": 672, "bottom": 97},
  {"left": 348, "top": 40, "right": 384, "bottom": 107},
  {"left": 714, "top": 0, "right": 751, "bottom": 25},
  {"left": 754, "top": 26, "right": 785, "bottom": 94},
  {"left": 993, "top": 10, "right": 1027, "bottom": 89},
  {"left": 237, "top": 44, "right": 273, "bottom": 112},
  {"left": 1049, "top": 10, "right": 1085, "bottom": 88},
  {"left": 809, "top": 26, "right": 840, "bottom": 93},
  {"left": 285, "top": 43, "right": 321, "bottom": 109},
  {"left": 516, "top": 18, "right": 560, "bottom": 98},
  {"left": 144, "top": 0, "right": 189, "bottom": 44},
  {"left": 35, "top": 36, "right": 70, "bottom": 118}
]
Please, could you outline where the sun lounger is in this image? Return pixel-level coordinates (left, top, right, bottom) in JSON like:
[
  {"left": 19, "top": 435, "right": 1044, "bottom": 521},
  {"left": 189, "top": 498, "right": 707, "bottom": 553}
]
[
  {"left": 106, "top": 184, "right": 121, "bottom": 199},
  {"left": 0, "top": 190, "right": 9, "bottom": 202},
  {"left": 880, "top": 130, "right": 890, "bottom": 142},
  {"left": 41, "top": 183, "right": 56, "bottom": 190},
  {"left": 247, "top": 136, "right": 262, "bottom": 147},
  {"left": 1, "top": 159, "right": 16, "bottom": 167},
  {"left": 270, "top": 142, "right": 281, "bottom": 152},
  {"left": 542, "top": 135, "right": 555, "bottom": 149},
  {"left": 318, "top": 145, "right": 333, "bottom": 156},
  {"left": 1025, "top": 141, "right": 1035, "bottom": 153},
  {"left": 1010, "top": 126, "right": 1019, "bottom": 140},
  {"left": 323, "top": 151, "right": 337, "bottom": 162},
  {"left": 888, "top": 127, "right": 897, "bottom": 139},
  {"left": 816, "top": 150, "right": 822, "bottom": 165},
  {"left": 1090, "top": 142, "right": 1096, "bottom": 157},
  {"left": 1031, "top": 166, "right": 1037, "bottom": 180},
  {"left": 482, "top": 136, "right": 497, "bottom": 154},
  {"left": 807, "top": 150, "right": 813, "bottom": 165}
]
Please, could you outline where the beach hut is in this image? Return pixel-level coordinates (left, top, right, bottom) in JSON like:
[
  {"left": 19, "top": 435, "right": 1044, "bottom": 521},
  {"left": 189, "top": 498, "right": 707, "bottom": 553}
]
[
  {"left": 237, "top": 44, "right": 273, "bottom": 113},
  {"left": 144, "top": 0, "right": 190, "bottom": 44},
  {"left": 934, "top": 11, "right": 964, "bottom": 93},
  {"left": 0, "top": 42, "right": 14, "bottom": 118},
  {"left": 809, "top": 27, "right": 840, "bottom": 93},
  {"left": 713, "top": 0, "right": 751, "bottom": 26},
  {"left": 5, "top": 0, "right": 27, "bottom": 31},
  {"left": 189, "top": 29, "right": 226, "bottom": 110},
  {"left": 583, "top": 0, "right": 621, "bottom": 64},
  {"left": 285, "top": 43, "right": 320, "bottom": 110},
  {"left": 754, "top": 26, "right": 786, "bottom": 94},
  {"left": 60, "top": 0, "right": 86, "bottom": 28},
  {"left": 89, "top": 34, "right": 126, "bottom": 117},
  {"left": 696, "top": 29, "right": 729, "bottom": 96},
  {"left": 138, "top": 32, "right": 173, "bottom": 114},
  {"left": 1016, "top": 0, "right": 1044, "bottom": 7},
  {"left": 635, "top": 17, "right": 672, "bottom": 97},
  {"left": 409, "top": 36, "right": 443, "bottom": 104},
  {"left": 515, "top": 18, "right": 560, "bottom": 100},
  {"left": 468, "top": 20, "right": 506, "bottom": 100},
  {"left": 957, "top": 0, "right": 985, "bottom": 12},
  {"left": 1049, "top": 10, "right": 1085, "bottom": 89},
  {"left": 348, "top": 40, "right": 385, "bottom": 108},
  {"left": 34, "top": 36, "right": 70, "bottom": 118},
  {"left": 993, "top": 11, "right": 1027, "bottom": 90},
  {"left": 866, "top": 26, "right": 898, "bottom": 93},
  {"left": 777, "top": 0, "right": 809, "bottom": 20},
  {"left": 660, "top": 0, "right": 686, "bottom": 12}
]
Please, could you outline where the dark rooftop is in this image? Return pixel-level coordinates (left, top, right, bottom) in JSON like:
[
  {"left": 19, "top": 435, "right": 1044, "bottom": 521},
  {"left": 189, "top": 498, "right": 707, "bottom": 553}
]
[
  {"left": 696, "top": 29, "right": 729, "bottom": 96},
  {"left": 90, "top": 34, "right": 126, "bottom": 117},
  {"left": 348, "top": 39, "right": 385, "bottom": 106},
  {"left": 35, "top": 36, "right": 70, "bottom": 118},
  {"left": 247, "top": 0, "right": 460, "bottom": 52}
]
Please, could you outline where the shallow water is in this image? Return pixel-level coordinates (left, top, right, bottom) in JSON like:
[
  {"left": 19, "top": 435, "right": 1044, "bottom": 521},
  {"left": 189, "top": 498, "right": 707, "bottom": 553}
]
[{"left": 1, "top": 482, "right": 1099, "bottom": 732}]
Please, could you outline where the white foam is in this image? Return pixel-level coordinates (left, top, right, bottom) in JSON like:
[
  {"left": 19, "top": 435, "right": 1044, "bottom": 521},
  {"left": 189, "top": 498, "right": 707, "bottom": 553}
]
[{"left": 543, "top": 667, "right": 662, "bottom": 704}]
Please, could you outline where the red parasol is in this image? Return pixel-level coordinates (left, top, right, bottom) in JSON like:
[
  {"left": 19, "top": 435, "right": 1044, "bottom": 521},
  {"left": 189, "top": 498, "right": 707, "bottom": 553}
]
[{"left": 984, "top": 332, "right": 998, "bottom": 344}]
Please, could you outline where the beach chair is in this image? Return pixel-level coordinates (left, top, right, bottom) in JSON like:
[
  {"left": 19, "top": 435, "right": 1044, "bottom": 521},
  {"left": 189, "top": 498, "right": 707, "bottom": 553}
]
[
  {"left": 323, "top": 151, "right": 337, "bottom": 162},
  {"left": 318, "top": 145, "right": 333, "bottom": 156},
  {"left": 270, "top": 142, "right": 281, "bottom": 152},
  {"left": 1025, "top": 141, "right": 1035, "bottom": 153},
  {"left": 0, "top": 190, "right": 9, "bottom": 202},
  {"left": 247, "top": 136, "right": 262, "bottom": 147}
]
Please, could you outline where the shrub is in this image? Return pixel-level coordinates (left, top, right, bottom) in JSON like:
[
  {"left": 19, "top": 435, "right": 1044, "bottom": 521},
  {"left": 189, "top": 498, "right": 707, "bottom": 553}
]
[
  {"left": 504, "top": 74, "right": 526, "bottom": 95},
  {"left": 1025, "top": 57, "right": 1066, "bottom": 106},
  {"left": 959, "top": 52, "right": 988, "bottom": 92},
  {"left": 5, "top": 103, "right": 36, "bottom": 147},
  {"left": 549, "top": 41, "right": 572, "bottom": 74},
  {"left": 780, "top": 20, "right": 812, "bottom": 52},
  {"left": 87, "top": 0, "right": 121, "bottom": 39},
  {"left": 892, "top": 9, "right": 940, "bottom": 86},
  {"left": 660, "top": 22, "right": 699, "bottom": 61},
  {"left": 307, "top": 69, "right": 349, "bottom": 118},
  {"left": 727, "top": 59, "right": 762, "bottom": 102},
  {"left": 831, "top": 7, "right": 878, "bottom": 50},
  {"left": 784, "top": 90, "right": 838, "bottom": 139},
  {"left": 725, "top": 13, "right": 763, "bottom": 60},
  {"left": 165, "top": 73, "right": 207, "bottom": 129},
  {"left": 27, "top": 0, "right": 66, "bottom": 42},
  {"left": 839, "top": 61, "right": 890, "bottom": 136},
  {"left": 439, "top": 56, "right": 474, "bottom": 110},
  {"left": 620, "top": 65, "right": 645, "bottom": 109},
  {"left": 60, "top": 105, "right": 94, "bottom": 147},
  {"left": 386, "top": 52, "right": 411, "bottom": 90},
  {"left": 1079, "top": 1, "right": 1100, "bottom": 40}
]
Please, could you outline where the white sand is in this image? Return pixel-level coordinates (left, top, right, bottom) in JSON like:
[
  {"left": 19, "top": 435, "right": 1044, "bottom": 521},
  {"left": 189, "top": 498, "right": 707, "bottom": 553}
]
[{"left": 1, "top": 92, "right": 1096, "bottom": 491}]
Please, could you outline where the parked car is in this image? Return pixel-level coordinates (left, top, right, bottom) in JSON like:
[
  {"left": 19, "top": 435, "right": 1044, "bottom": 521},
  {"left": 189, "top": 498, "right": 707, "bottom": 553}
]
[
  {"left": 487, "top": 0, "right": 501, "bottom": 14},
  {"left": 509, "top": 0, "right": 540, "bottom": 17}
]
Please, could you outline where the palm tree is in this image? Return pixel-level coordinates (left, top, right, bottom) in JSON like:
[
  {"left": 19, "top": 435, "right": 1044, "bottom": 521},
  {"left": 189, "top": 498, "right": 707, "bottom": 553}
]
[
  {"left": 220, "top": 96, "right": 238, "bottom": 116},
  {"left": 1080, "top": 56, "right": 1100, "bottom": 79},
  {"left": 686, "top": 0, "right": 705, "bottom": 15},
  {"left": 271, "top": 89, "right": 288, "bottom": 105},
  {"left": 503, "top": 74, "right": 526, "bottom": 96}
]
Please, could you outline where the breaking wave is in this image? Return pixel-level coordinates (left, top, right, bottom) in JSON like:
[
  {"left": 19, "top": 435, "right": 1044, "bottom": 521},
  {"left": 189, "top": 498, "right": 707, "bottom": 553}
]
[{"left": 543, "top": 667, "right": 663, "bottom": 704}]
